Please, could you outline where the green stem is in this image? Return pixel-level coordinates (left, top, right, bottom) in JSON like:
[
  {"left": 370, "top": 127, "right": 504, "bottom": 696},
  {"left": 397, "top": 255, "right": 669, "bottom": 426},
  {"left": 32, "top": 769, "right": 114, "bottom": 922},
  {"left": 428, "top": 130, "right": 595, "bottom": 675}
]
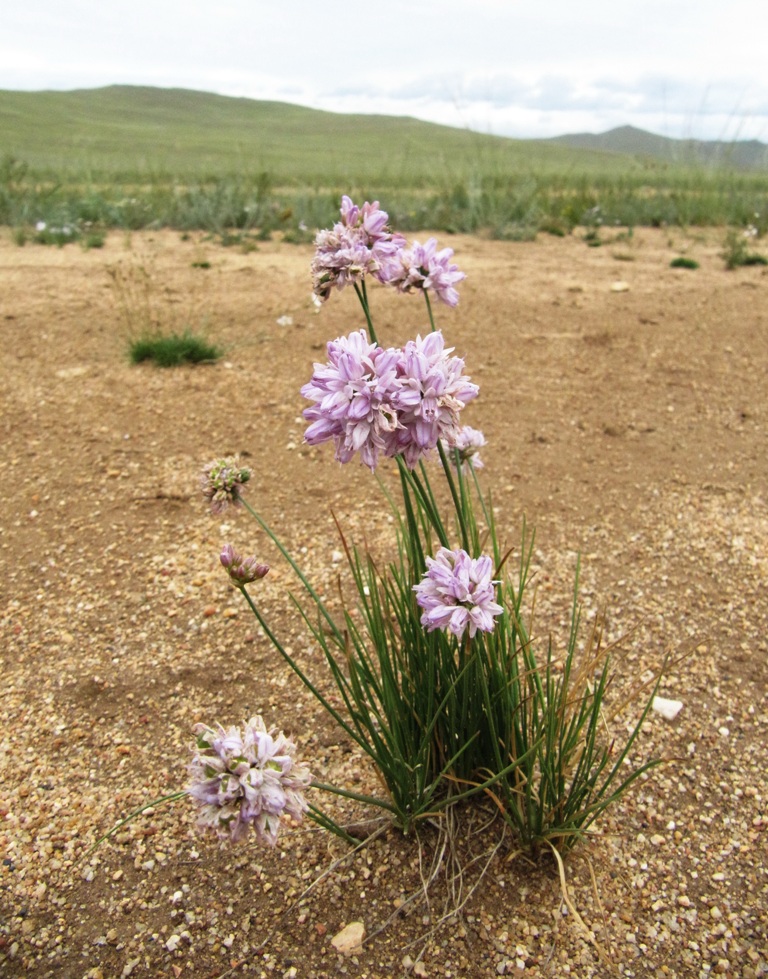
[
  {"left": 354, "top": 280, "right": 378, "bottom": 343},
  {"left": 306, "top": 803, "right": 366, "bottom": 846},
  {"left": 84, "top": 791, "right": 186, "bottom": 859},
  {"left": 242, "top": 501, "right": 344, "bottom": 644},
  {"left": 238, "top": 585, "right": 369, "bottom": 754},
  {"left": 437, "top": 440, "right": 470, "bottom": 552},
  {"left": 311, "top": 780, "right": 398, "bottom": 815},
  {"left": 397, "top": 457, "right": 449, "bottom": 549},
  {"left": 424, "top": 291, "right": 436, "bottom": 333}
]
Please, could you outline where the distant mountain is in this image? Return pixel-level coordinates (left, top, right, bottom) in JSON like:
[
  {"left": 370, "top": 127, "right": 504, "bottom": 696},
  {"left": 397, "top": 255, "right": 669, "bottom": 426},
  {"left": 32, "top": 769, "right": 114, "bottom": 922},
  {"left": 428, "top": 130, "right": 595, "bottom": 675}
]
[{"left": 546, "top": 125, "right": 768, "bottom": 171}]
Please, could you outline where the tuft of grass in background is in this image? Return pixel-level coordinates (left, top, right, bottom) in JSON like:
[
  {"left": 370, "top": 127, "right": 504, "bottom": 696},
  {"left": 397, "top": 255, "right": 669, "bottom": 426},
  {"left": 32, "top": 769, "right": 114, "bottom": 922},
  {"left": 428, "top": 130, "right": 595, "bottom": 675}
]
[
  {"left": 128, "top": 330, "right": 222, "bottom": 367},
  {"left": 721, "top": 227, "right": 768, "bottom": 269},
  {"left": 670, "top": 256, "right": 699, "bottom": 269},
  {"left": 108, "top": 252, "right": 223, "bottom": 367}
]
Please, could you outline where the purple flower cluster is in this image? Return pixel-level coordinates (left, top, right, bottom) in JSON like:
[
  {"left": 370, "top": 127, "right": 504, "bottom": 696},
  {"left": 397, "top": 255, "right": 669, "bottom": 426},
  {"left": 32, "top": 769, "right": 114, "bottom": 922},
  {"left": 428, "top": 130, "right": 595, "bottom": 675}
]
[
  {"left": 414, "top": 547, "right": 503, "bottom": 639},
  {"left": 187, "top": 716, "right": 312, "bottom": 845},
  {"left": 200, "top": 458, "right": 252, "bottom": 514},
  {"left": 311, "top": 198, "right": 467, "bottom": 308},
  {"left": 301, "top": 329, "right": 479, "bottom": 471},
  {"left": 388, "top": 237, "right": 466, "bottom": 308},
  {"left": 220, "top": 544, "right": 269, "bottom": 587},
  {"left": 311, "top": 195, "right": 405, "bottom": 303}
]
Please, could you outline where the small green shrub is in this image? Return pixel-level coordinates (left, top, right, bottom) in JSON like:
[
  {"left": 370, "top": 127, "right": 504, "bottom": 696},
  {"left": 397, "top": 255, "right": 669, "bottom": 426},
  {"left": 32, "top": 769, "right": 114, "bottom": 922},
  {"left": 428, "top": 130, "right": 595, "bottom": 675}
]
[
  {"left": 583, "top": 229, "right": 602, "bottom": 247},
  {"left": 34, "top": 224, "right": 80, "bottom": 246},
  {"left": 722, "top": 228, "right": 768, "bottom": 269},
  {"left": 670, "top": 256, "right": 699, "bottom": 269},
  {"left": 83, "top": 232, "right": 105, "bottom": 249},
  {"left": 539, "top": 219, "right": 568, "bottom": 237},
  {"left": 129, "top": 330, "right": 222, "bottom": 367}
]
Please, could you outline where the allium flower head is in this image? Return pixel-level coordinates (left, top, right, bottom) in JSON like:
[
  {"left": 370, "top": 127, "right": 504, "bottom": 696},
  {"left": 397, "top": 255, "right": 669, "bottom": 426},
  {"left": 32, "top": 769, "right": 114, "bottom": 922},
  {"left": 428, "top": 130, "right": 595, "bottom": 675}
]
[
  {"left": 301, "top": 330, "right": 478, "bottom": 471},
  {"left": 301, "top": 329, "right": 403, "bottom": 471},
  {"left": 201, "top": 458, "right": 252, "bottom": 514},
  {"left": 445, "top": 425, "right": 486, "bottom": 471},
  {"left": 394, "top": 332, "right": 479, "bottom": 468},
  {"left": 388, "top": 237, "right": 466, "bottom": 307},
  {"left": 187, "top": 716, "right": 312, "bottom": 845},
  {"left": 311, "top": 196, "right": 405, "bottom": 303},
  {"left": 414, "top": 547, "right": 503, "bottom": 639},
  {"left": 220, "top": 544, "right": 269, "bottom": 587}
]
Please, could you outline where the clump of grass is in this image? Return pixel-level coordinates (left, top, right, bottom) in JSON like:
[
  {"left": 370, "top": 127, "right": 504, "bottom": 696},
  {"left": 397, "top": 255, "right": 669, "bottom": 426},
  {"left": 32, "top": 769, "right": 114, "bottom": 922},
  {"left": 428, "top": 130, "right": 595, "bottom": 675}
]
[
  {"left": 670, "top": 256, "right": 699, "bottom": 269},
  {"left": 216, "top": 230, "right": 260, "bottom": 251},
  {"left": 722, "top": 227, "right": 768, "bottom": 269},
  {"left": 539, "top": 218, "right": 568, "bottom": 237},
  {"left": 129, "top": 330, "right": 222, "bottom": 367},
  {"left": 34, "top": 223, "right": 80, "bottom": 246},
  {"left": 83, "top": 232, "right": 105, "bottom": 249},
  {"left": 109, "top": 254, "right": 221, "bottom": 367},
  {"left": 490, "top": 222, "right": 538, "bottom": 242}
]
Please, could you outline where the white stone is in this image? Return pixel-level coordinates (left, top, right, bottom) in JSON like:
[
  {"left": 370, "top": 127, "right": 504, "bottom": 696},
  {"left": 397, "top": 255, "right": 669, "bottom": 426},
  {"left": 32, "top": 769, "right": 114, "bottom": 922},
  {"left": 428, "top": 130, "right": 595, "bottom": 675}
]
[
  {"left": 331, "top": 920, "right": 365, "bottom": 955},
  {"left": 652, "top": 696, "right": 683, "bottom": 720}
]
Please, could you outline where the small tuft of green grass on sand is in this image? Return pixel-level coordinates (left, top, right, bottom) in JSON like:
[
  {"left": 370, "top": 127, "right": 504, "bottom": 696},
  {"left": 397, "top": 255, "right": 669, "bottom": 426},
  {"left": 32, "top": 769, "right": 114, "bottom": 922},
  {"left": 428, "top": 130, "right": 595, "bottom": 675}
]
[
  {"left": 670, "top": 256, "right": 700, "bottom": 269},
  {"left": 129, "top": 330, "right": 222, "bottom": 367}
]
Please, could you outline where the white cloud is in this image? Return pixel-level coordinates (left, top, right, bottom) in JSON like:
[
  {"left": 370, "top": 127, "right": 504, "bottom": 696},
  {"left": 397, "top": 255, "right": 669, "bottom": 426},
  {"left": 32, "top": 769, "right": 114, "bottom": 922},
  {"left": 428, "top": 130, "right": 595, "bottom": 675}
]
[{"left": 2, "top": 1, "right": 767, "bottom": 141}]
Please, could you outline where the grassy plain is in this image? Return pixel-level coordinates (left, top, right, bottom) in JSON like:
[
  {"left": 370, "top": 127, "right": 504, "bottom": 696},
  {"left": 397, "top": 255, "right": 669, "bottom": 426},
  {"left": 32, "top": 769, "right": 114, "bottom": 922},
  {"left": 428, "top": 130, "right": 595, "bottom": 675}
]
[{"left": 2, "top": 85, "right": 767, "bottom": 236}]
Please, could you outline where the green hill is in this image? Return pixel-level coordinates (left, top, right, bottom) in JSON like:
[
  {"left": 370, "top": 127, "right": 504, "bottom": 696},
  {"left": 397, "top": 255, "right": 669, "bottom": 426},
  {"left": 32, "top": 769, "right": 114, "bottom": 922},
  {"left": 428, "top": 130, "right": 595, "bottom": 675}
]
[{"left": 0, "top": 84, "right": 629, "bottom": 182}]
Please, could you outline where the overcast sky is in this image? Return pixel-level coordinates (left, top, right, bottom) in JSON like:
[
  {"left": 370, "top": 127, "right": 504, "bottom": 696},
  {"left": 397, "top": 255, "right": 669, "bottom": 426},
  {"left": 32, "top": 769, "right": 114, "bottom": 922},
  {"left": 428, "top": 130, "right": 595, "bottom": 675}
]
[{"left": 3, "top": 1, "right": 768, "bottom": 141}]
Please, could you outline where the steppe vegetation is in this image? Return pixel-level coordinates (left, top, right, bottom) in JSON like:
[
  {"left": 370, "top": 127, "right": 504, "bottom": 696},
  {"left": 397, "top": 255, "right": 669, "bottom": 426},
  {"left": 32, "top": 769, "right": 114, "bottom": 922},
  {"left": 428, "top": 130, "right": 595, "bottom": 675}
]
[{"left": 1, "top": 86, "right": 767, "bottom": 242}]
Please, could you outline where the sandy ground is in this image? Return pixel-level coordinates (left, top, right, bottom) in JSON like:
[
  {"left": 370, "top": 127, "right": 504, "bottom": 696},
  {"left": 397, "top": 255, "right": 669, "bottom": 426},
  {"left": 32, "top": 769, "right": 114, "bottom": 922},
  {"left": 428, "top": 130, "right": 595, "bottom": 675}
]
[{"left": 1, "top": 226, "right": 767, "bottom": 978}]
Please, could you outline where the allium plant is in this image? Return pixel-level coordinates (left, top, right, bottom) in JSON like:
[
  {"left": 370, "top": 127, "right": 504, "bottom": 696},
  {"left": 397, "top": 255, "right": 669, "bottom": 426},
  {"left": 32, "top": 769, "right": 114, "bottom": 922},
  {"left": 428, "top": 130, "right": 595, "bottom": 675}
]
[{"left": 199, "top": 196, "right": 660, "bottom": 854}]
